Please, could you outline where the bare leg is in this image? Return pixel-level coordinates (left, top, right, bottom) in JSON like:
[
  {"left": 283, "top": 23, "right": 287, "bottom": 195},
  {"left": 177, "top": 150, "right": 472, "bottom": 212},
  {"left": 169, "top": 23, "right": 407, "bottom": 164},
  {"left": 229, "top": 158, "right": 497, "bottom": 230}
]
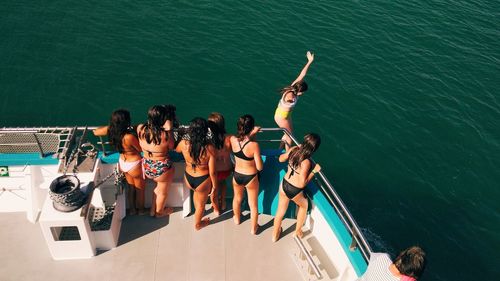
[
  {"left": 292, "top": 193, "right": 309, "bottom": 238},
  {"left": 124, "top": 174, "right": 136, "bottom": 215},
  {"left": 220, "top": 180, "right": 227, "bottom": 210},
  {"left": 274, "top": 116, "right": 293, "bottom": 149},
  {"left": 192, "top": 179, "right": 212, "bottom": 230},
  {"left": 232, "top": 179, "right": 245, "bottom": 225},
  {"left": 153, "top": 168, "right": 175, "bottom": 218},
  {"left": 273, "top": 189, "right": 290, "bottom": 242},
  {"left": 210, "top": 184, "right": 220, "bottom": 216},
  {"left": 129, "top": 165, "right": 146, "bottom": 214},
  {"left": 246, "top": 176, "right": 260, "bottom": 234}
]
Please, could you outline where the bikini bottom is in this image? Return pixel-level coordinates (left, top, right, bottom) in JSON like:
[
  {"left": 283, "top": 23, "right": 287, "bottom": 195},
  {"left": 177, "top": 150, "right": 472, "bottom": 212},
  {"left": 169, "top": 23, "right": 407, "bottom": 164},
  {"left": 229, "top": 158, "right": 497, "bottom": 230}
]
[
  {"left": 233, "top": 171, "right": 259, "bottom": 186},
  {"left": 185, "top": 172, "right": 210, "bottom": 190},
  {"left": 142, "top": 158, "right": 172, "bottom": 178},
  {"left": 119, "top": 158, "right": 141, "bottom": 173},
  {"left": 282, "top": 178, "right": 304, "bottom": 199}
]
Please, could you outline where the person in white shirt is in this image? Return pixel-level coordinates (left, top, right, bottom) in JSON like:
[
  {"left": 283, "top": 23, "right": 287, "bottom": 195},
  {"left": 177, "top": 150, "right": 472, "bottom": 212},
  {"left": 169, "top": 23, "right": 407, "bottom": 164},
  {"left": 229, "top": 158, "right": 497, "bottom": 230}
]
[{"left": 357, "top": 246, "right": 426, "bottom": 281}]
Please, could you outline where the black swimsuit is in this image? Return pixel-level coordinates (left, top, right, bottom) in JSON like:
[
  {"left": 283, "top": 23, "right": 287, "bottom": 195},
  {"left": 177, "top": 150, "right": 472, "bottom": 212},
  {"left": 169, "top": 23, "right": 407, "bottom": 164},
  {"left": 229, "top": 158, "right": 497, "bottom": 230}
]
[
  {"left": 185, "top": 172, "right": 209, "bottom": 190},
  {"left": 282, "top": 163, "right": 316, "bottom": 199},
  {"left": 282, "top": 178, "right": 303, "bottom": 199},
  {"left": 233, "top": 141, "right": 258, "bottom": 186},
  {"left": 184, "top": 160, "right": 209, "bottom": 190},
  {"left": 233, "top": 141, "right": 254, "bottom": 161}
]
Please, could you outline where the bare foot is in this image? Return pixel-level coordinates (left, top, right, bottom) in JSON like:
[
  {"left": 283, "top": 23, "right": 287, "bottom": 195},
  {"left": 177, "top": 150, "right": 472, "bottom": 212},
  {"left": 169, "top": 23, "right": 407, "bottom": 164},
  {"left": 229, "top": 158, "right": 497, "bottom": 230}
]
[
  {"left": 212, "top": 203, "right": 221, "bottom": 217},
  {"left": 155, "top": 207, "right": 174, "bottom": 218},
  {"left": 251, "top": 224, "right": 260, "bottom": 235},
  {"left": 233, "top": 215, "right": 241, "bottom": 225},
  {"left": 272, "top": 227, "right": 283, "bottom": 243},
  {"left": 294, "top": 229, "right": 304, "bottom": 239},
  {"left": 195, "top": 217, "right": 210, "bottom": 230}
]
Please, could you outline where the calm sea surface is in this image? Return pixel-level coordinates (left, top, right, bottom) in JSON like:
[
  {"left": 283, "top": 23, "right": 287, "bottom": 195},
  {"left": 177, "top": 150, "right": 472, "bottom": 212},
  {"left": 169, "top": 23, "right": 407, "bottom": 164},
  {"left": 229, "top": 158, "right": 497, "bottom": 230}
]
[{"left": 1, "top": 1, "right": 498, "bottom": 280}]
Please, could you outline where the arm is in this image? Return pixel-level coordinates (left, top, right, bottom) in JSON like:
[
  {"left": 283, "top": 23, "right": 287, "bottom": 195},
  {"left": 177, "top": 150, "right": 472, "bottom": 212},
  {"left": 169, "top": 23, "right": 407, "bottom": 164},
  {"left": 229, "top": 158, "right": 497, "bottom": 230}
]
[
  {"left": 291, "top": 51, "right": 314, "bottom": 86},
  {"left": 208, "top": 145, "right": 218, "bottom": 191},
  {"left": 136, "top": 124, "right": 143, "bottom": 137},
  {"left": 175, "top": 139, "right": 184, "bottom": 153},
  {"left": 254, "top": 143, "right": 264, "bottom": 172},
  {"left": 124, "top": 134, "right": 142, "bottom": 153},
  {"left": 163, "top": 120, "right": 173, "bottom": 131},
  {"left": 278, "top": 145, "right": 298, "bottom": 162},
  {"left": 93, "top": 126, "right": 109, "bottom": 136},
  {"left": 166, "top": 130, "right": 175, "bottom": 150},
  {"left": 305, "top": 162, "right": 321, "bottom": 184},
  {"left": 249, "top": 126, "right": 261, "bottom": 140}
]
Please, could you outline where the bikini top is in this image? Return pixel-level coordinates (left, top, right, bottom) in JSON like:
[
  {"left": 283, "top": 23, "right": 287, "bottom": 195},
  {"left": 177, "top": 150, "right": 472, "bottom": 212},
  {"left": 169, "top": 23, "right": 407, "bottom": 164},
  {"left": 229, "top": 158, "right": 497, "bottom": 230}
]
[
  {"left": 186, "top": 159, "right": 208, "bottom": 171},
  {"left": 288, "top": 161, "right": 315, "bottom": 179},
  {"left": 278, "top": 91, "right": 298, "bottom": 110},
  {"left": 233, "top": 141, "right": 254, "bottom": 161}
]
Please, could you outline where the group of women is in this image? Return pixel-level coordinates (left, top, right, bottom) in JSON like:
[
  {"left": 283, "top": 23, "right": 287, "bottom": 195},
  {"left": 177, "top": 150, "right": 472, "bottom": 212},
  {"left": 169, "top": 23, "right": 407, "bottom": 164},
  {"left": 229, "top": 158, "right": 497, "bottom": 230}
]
[{"left": 94, "top": 51, "right": 320, "bottom": 240}]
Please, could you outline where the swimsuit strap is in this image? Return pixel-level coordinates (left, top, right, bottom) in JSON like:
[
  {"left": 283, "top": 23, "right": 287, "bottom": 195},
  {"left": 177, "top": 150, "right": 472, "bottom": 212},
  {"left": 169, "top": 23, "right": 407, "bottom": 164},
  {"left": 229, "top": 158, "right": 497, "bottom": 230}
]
[{"left": 239, "top": 140, "right": 250, "bottom": 150}]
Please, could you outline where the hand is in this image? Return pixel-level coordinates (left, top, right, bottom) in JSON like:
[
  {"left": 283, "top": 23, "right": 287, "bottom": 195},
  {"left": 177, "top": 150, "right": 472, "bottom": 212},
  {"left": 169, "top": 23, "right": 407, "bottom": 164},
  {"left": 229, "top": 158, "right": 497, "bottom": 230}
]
[
  {"left": 163, "top": 120, "right": 173, "bottom": 131},
  {"left": 306, "top": 51, "right": 314, "bottom": 63},
  {"left": 250, "top": 126, "right": 261, "bottom": 138},
  {"left": 313, "top": 164, "right": 321, "bottom": 173}
]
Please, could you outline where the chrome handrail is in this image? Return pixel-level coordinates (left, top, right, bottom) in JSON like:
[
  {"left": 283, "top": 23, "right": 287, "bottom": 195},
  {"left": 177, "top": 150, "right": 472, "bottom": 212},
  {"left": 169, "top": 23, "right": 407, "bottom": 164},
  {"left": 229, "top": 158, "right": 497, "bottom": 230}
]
[
  {"left": 2, "top": 126, "right": 372, "bottom": 261},
  {"left": 259, "top": 127, "right": 372, "bottom": 262},
  {"left": 294, "top": 236, "right": 322, "bottom": 279}
]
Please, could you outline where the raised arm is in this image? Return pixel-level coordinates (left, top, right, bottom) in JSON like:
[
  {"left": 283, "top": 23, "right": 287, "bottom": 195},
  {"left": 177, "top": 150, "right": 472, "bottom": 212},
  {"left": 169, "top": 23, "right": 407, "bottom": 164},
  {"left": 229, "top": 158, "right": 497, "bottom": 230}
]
[
  {"left": 249, "top": 126, "right": 261, "bottom": 140},
  {"left": 291, "top": 51, "right": 314, "bottom": 86}
]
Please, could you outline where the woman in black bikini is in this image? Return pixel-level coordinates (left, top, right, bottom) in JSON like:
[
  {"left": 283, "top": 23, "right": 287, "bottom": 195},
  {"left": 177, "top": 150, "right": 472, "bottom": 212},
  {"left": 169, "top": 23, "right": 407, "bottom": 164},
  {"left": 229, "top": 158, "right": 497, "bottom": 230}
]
[
  {"left": 272, "top": 133, "right": 321, "bottom": 242},
  {"left": 137, "top": 105, "right": 176, "bottom": 218},
  {"left": 230, "top": 115, "right": 263, "bottom": 234},
  {"left": 175, "top": 117, "right": 217, "bottom": 230}
]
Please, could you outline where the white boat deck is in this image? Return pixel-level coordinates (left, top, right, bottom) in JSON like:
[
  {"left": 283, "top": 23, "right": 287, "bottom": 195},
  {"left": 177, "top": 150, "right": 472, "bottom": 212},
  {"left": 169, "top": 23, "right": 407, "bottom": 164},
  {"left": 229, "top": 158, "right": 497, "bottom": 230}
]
[{"left": 0, "top": 207, "right": 308, "bottom": 281}]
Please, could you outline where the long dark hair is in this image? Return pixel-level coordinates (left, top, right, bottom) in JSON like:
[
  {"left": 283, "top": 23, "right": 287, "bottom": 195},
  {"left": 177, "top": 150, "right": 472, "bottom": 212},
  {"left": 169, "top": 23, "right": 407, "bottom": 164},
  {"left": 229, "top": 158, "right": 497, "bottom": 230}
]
[
  {"left": 208, "top": 112, "right": 226, "bottom": 150},
  {"left": 279, "top": 80, "right": 308, "bottom": 96},
  {"left": 108, "top": 109, "right": 132, "bottom": 152},
  {"left": 188, "top": 117, "right": 209, "bottom": 164},
  {"left": 289, "top": 133, "right": 321, "bottom": 169},
  {"left": 163, "top": 104, "right": 178, "bottom": 128},
  {"left": 236, "top": 114, "right": 255, "bottom": 141},
  {"left": 140, "top": 105, "right": 168, "bottom": 145}
]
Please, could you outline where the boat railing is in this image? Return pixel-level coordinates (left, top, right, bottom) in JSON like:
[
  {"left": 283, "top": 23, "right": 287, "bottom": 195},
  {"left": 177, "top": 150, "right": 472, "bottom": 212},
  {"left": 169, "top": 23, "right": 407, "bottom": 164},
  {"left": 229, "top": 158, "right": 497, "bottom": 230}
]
[
  {"left": 294, "top": 235, "right": 323, "bottom": 279},
  {"left": 0, "top": 126, "right": 77, "bottom": 159},
  {"left": 257, "top": 127, "right": 373, "bottom": 263},
  {"left": 1, "top": 126, "right": 372, "bottom": 262}
]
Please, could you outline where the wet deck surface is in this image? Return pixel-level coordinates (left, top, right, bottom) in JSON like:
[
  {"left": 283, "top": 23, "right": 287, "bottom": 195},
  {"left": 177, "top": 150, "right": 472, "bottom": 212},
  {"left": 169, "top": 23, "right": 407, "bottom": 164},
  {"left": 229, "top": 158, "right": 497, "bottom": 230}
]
[{"left": 0, "top": 207, "right": 305, "bottom": 281}]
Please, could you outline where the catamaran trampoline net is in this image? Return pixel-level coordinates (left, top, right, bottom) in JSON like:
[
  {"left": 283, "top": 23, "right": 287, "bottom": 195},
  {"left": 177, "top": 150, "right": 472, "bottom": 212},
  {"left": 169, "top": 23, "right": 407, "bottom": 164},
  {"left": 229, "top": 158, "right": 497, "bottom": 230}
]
[{"left": 0, "top": 128, "right": 73, "bottom": 155}]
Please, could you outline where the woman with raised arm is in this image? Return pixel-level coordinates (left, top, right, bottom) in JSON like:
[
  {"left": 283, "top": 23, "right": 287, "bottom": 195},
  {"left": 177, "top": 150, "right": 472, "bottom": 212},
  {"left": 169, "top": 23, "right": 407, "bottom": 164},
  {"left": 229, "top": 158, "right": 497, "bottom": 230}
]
[
  {"left": 137, "top": 105, "right": 176, "bottom": 218},
  {"left": 230, "top": 114, "right": 263, "bottom": 234},
  {"left": 175, "top": 117, "right": 217, "bottom": 230},
  {"left": 93, "top": 109, "right": 145, "bottom": 215},
  {"left": 207, "top": 112, "right": 232, "bottom": 214},
  {"left": 274, "top": 51, "right": 314, "bottom": 148},
  {"left": 272, "top": 133, "right": 321, "bottom": 242}
]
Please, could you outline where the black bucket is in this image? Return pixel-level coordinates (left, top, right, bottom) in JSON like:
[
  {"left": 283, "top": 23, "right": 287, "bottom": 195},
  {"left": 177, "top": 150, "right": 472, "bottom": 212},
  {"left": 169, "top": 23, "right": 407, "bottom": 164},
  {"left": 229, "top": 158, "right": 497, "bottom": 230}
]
[{"left": 49, "top": 175, "right": 86, "bottom": 212}]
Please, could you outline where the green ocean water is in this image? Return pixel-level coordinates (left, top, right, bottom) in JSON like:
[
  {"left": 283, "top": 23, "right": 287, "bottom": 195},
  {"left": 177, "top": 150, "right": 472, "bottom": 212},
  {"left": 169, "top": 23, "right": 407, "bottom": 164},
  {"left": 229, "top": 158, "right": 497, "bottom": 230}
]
[{"left": 1, "top": 1, "right": 499, "bottom": 280}]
